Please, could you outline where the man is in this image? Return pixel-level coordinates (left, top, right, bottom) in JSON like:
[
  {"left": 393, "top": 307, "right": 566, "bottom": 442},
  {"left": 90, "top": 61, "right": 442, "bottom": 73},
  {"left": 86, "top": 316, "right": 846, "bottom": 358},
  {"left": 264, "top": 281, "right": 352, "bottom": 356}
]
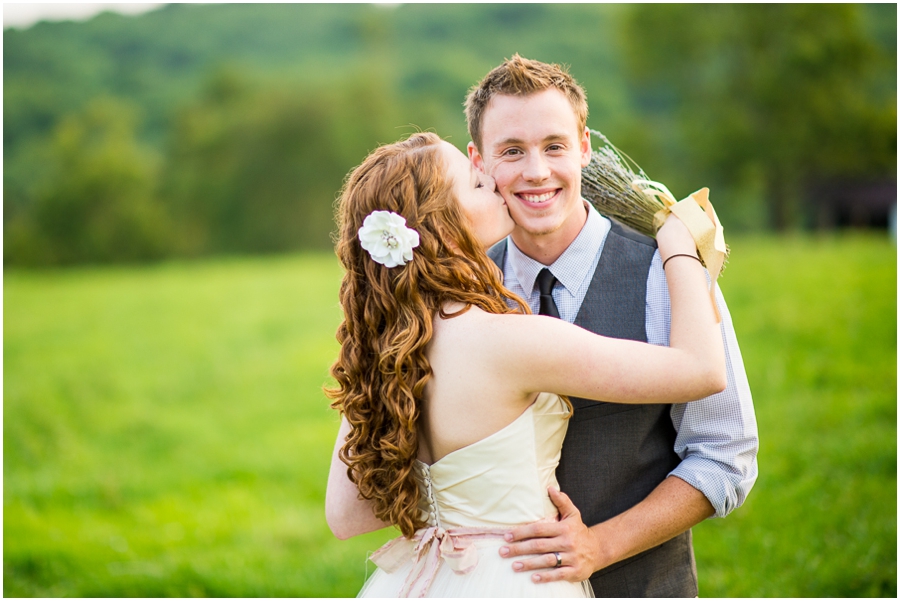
[{"left": 465, "top": 54, "right": 758, "bottom": 597}]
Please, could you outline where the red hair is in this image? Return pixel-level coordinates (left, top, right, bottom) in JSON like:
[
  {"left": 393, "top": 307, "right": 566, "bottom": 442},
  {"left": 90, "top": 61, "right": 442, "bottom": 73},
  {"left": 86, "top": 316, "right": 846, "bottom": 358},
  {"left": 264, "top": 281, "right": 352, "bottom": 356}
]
[{"left": 326, "top": 132, "right": 529, "bottom": 537}]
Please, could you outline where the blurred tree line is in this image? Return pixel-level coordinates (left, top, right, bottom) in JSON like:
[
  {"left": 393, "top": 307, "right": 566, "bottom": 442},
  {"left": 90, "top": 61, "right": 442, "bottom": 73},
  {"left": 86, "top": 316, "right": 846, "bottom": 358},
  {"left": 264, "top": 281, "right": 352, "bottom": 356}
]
[{"left": 4, "top": 3, "right": 896, "bottom": 266}]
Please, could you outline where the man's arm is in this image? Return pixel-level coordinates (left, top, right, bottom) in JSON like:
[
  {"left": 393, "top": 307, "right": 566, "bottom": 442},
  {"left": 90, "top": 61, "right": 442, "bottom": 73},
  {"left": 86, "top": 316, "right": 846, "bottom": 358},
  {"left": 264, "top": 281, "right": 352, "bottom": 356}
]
[
  {"left": 653, "top": 255, "right": 759, "bottom": 518},
  {"left": 500, "top": 478, "right": 712, "bottom": 582},
  {"left": 501, "top": 252, "right": 758, "bottom": 581}
]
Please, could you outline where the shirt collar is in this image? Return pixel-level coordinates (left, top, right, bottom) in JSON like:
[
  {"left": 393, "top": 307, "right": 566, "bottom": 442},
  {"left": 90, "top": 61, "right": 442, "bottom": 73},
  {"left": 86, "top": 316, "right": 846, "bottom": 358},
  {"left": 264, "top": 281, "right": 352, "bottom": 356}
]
[{"left": 507, "top": 202, "right": 611, "bottom": 296}]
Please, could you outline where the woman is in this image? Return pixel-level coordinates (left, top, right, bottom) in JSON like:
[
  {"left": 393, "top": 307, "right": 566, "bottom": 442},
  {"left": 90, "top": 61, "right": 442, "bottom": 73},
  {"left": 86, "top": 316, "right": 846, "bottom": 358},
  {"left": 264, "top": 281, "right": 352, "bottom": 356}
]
[{"left": 325, "top": 132, "right": 725, "bottom": 597}]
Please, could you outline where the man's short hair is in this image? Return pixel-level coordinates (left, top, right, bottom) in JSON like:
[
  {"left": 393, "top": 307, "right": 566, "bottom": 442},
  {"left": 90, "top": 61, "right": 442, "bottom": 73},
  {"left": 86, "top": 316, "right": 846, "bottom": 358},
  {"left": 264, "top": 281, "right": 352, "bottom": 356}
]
[{"left": 465, "top": 54, "right": 588, "bottom": 151}]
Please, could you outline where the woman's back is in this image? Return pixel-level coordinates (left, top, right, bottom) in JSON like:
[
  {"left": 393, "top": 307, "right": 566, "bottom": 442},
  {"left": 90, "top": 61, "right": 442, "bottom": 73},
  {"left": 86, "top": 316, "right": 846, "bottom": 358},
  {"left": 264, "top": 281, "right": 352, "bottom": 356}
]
[{"left": 419, "top": 304, "right": 538, "bottom": 465}]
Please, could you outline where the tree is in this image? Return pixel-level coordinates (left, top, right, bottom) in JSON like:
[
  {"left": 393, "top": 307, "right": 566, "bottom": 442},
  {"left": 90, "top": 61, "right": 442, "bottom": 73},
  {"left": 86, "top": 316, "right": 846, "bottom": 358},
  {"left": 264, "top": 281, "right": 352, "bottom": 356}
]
[
  {"left": 621, "top": 4, "right": 896, "bottom": 230},
  {"left": 5, "top": 98, "right": 170, "bottom": 265},
  {"left": 160, "top": 67, "right": 400, "bottom": 256}
]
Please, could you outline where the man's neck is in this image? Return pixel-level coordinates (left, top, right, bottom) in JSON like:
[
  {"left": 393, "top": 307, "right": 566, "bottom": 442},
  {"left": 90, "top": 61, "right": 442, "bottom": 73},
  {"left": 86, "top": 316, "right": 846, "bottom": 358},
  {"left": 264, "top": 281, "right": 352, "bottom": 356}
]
[{"left": 510, "top": 201, "right": 589, "bottom": 266}]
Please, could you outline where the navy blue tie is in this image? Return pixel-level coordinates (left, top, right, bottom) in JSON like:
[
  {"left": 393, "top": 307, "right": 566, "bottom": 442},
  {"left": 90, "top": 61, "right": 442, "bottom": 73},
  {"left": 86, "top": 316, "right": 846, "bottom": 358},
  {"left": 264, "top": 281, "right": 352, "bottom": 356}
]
[{"left": 536, "top": 268, "right": 560, "bottom": 319}]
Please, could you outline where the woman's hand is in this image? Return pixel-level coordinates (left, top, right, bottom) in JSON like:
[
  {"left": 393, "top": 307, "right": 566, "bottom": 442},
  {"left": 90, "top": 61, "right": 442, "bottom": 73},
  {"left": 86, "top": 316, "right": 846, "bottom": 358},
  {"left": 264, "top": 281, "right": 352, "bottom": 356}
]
[{"left": 656, "top": 213, "right": 696, "bottom": 261}]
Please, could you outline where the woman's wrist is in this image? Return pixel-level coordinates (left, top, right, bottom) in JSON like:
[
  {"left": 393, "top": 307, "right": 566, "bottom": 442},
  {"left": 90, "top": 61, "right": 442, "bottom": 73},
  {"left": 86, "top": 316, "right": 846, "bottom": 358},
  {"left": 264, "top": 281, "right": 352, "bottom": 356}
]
[{"left": 662, "top": 253, "right": 701, "bottom": 269}]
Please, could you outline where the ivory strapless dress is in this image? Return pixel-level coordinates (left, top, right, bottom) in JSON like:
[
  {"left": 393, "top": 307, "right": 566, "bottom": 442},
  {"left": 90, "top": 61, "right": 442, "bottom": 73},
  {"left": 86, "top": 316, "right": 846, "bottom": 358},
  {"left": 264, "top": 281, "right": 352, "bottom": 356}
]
[{"left": 358, "top": 392, "right": 593, "bottom": 598}]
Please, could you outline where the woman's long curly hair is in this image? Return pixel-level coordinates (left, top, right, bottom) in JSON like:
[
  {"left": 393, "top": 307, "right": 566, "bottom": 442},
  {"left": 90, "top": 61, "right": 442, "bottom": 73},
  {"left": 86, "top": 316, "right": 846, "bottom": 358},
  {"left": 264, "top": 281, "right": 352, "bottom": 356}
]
[{"left": 326, "top": 132, "right": 530, "bottom": 537}]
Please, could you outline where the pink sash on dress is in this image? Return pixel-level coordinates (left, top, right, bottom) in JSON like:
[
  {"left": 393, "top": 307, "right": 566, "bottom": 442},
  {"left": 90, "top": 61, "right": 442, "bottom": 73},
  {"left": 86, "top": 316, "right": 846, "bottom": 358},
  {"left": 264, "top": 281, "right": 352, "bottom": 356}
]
[{"left": 369, "top": 525, "right": 511, "bottom": 598}]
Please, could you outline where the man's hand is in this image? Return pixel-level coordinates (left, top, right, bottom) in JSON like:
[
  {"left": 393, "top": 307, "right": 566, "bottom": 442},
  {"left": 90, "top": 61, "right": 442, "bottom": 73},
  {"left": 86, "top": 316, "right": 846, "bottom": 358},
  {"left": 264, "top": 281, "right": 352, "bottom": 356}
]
[
  {"left": 499, "top": 487, "right": 601, "bottom": 583},
  {"left": 499, "top": 477, "right": 715, "bottom": 584}
]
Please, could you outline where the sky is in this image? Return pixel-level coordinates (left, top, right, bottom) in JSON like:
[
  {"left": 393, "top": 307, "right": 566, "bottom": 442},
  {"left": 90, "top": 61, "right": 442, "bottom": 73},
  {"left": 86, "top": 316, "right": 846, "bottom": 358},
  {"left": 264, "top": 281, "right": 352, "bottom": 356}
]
[{"left": 3, "top": 3, "right": 166, "bottom": 29}]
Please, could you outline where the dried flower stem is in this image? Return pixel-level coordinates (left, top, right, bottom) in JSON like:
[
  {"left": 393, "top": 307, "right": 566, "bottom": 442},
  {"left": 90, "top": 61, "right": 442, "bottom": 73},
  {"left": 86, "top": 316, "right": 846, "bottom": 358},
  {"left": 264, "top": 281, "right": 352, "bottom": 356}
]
[{"left": 581, "top": 130, "right": 666, "bottom": 237}]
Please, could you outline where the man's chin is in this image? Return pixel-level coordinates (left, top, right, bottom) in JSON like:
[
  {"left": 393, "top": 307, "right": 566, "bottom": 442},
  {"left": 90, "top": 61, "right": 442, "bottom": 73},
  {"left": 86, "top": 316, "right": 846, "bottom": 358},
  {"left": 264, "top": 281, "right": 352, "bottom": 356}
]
[{"left": 512, "top": 222, "right": 562, "bottom": 240}]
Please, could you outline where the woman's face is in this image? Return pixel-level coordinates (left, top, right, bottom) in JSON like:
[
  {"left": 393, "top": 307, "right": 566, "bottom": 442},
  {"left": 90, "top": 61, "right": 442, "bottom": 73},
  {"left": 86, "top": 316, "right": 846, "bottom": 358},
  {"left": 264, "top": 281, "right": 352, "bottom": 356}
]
[{"left": 440, "top": 141, "right": 514, "bottom": 248}]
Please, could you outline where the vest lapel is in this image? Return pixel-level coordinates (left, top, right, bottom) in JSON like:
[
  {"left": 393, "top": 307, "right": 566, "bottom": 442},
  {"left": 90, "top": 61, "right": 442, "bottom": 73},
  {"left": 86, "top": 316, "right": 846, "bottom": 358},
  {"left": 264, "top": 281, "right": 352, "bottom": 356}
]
[
  {"left": 486, "top": 238, "right": 507, "bottom": 270},
  {"left": 573, "top": 221, "right": 653, "bottom": 342}
]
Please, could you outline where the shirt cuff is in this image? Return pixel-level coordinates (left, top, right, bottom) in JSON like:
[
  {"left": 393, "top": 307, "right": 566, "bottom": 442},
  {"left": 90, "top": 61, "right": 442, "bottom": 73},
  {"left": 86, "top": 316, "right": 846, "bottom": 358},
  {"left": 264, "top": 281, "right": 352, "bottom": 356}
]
[{"left": 669, "top": 455, "right": 759, "bottom": 519}]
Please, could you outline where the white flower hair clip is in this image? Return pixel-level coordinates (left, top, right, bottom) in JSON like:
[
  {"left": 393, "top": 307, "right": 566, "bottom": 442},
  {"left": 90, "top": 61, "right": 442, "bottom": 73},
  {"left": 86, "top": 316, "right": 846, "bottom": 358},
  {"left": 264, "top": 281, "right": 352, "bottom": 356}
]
[{"left": 357, "top": 210, "right": 420, "bottom": 268}]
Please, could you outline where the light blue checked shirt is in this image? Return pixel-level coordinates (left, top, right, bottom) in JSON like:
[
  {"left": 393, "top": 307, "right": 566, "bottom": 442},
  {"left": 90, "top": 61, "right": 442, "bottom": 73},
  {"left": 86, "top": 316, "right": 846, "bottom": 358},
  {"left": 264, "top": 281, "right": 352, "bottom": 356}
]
[{"left": 501, "top": 203, "right": 759, "bottom": 518}]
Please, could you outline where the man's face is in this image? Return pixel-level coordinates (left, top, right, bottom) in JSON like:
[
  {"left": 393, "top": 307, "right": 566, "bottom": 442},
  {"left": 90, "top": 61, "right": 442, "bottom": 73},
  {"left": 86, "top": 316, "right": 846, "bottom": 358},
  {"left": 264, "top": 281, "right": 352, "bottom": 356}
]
[{"left": 469, "top": 88, "right": 591, "bottom": 257}]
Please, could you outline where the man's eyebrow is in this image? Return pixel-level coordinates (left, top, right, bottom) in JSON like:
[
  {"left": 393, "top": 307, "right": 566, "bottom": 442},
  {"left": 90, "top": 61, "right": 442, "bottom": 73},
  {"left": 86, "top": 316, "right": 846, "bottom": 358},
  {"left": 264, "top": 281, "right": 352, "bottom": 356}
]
[
  {"left": 492, "top": 133, "right": 570, "bottom": 147},
  {"left": 494, "top": 136, "right": 525, "bottom": 147}
]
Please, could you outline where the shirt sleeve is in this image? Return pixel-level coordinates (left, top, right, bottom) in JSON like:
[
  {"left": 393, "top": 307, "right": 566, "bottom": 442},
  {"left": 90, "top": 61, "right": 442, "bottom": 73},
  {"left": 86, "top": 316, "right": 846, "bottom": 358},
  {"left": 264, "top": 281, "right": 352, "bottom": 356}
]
[{"left": 645, "top": 250, "right": 760, "bottom": 518}]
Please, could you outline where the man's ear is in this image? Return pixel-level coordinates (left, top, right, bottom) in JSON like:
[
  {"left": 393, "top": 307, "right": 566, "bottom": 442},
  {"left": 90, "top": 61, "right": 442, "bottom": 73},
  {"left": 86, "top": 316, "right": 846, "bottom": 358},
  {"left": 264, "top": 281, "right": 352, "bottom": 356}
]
[
  {"left": 580, "top": 127, "right": 592, "bottom": 168},
  {"left": 467, "top": 141, "right": 485, "bottom": 173}
]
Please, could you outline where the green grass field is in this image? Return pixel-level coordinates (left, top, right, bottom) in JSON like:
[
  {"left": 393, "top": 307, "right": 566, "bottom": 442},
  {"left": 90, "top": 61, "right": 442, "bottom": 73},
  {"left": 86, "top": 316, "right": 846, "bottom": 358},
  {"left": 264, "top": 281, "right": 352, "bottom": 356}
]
[{"left": 4, "top": 234, "right": 896, "bottom": 597}]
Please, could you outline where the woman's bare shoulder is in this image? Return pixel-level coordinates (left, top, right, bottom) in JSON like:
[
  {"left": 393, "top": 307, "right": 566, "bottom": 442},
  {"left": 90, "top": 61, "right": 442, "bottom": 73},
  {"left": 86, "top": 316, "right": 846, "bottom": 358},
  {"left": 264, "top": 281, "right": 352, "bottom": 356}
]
[
  {"left": 434, "top": 304, "right": 561, "bottom": 351},
  {"left": 436, "top": 303, "right": 531, "bottom": 330},
  {"left": 434, "top": 303, "right": 498, "bottom": 339}
]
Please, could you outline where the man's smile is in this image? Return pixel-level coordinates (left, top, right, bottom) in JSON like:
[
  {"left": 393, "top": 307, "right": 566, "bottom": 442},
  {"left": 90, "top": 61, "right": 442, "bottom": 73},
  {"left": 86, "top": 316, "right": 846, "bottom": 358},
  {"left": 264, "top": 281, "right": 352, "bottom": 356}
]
[{"left": 516, "top": 189, "right": 560, "bottom": 205}]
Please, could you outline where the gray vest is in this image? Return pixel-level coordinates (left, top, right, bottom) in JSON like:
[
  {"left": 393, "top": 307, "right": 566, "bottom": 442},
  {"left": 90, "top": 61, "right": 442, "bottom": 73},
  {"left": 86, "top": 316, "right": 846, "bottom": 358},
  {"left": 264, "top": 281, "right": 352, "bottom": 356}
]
[{"left": 488, "top": 220, "right": 697, "bottom": 598}]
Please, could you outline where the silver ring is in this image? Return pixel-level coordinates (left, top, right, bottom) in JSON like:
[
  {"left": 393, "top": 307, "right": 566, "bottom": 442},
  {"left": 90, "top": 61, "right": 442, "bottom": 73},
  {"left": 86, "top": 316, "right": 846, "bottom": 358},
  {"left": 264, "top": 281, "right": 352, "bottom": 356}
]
[{"left": 554, "top": 551, "right": 562, "bottom": 568}]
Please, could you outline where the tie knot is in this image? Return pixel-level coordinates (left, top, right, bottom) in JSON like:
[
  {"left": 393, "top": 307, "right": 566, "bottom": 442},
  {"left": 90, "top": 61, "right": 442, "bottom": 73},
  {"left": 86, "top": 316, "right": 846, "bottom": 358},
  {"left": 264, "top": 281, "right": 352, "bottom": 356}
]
[{"left": 536, "top": 268, "right": 557, "bottom": 296}]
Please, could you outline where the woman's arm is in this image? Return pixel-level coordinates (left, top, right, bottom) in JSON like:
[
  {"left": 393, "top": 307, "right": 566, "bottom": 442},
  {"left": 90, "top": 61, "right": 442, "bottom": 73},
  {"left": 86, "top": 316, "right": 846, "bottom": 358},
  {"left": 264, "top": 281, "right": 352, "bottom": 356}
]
[
  {"left": 654, "top": 213, "right": 723, "bottom": 374},
  {"left": 478, "top": 216, "right": 726, "bottom": 404},
  {"left": 325, "top": 416, "right": 391, "bottom": 540}
]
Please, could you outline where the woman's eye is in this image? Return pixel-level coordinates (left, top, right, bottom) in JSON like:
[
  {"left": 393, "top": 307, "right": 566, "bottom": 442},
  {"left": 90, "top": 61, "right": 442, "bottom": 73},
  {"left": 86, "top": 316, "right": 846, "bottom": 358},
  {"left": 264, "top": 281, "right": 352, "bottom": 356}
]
[{"left": 476, "top": 182, "right": 484, "bottom": 189}]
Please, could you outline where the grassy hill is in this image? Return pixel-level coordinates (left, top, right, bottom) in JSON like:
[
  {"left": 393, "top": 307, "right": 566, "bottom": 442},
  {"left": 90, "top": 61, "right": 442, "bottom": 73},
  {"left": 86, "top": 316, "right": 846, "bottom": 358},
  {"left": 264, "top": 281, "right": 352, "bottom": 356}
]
[{"left": 4, "top": 234, "right": 896, "bottom": 596}]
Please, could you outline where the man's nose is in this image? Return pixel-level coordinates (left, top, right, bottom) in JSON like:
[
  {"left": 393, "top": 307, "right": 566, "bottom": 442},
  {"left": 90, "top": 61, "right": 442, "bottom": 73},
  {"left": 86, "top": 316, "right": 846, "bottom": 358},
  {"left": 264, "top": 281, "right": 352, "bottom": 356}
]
[{"left": 522, "top": 153, "right": 550, "bottom": 182}]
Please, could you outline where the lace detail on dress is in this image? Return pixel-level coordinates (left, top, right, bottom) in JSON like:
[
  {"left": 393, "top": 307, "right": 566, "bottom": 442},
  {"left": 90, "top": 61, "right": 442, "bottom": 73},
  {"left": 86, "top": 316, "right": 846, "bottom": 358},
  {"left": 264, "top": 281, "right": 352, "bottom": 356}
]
[{"left": 415, "top": 462, "right": 442, "bottom": 528}]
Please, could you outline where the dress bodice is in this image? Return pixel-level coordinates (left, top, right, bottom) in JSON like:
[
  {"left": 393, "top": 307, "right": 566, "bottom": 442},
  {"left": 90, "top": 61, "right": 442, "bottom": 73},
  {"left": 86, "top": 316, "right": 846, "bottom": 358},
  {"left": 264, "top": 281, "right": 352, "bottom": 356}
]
[
  {"left": 360, "top": 392, "right": 591, "bottom": 597},
  {"left": 413, "top": 392, "right": 570, "bottom": 529}
]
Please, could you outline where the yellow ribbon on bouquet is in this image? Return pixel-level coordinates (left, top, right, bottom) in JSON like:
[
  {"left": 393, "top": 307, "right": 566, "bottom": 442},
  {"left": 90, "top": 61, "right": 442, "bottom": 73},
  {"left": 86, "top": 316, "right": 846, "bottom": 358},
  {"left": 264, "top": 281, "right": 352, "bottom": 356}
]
[{"left": 632, "top": 180, "right": 728, "bottom": 323}]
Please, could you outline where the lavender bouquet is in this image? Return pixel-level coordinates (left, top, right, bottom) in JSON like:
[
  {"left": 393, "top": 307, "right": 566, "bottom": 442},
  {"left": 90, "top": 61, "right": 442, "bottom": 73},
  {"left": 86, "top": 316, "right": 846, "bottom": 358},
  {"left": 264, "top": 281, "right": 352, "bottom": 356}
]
[
  {"left": 580, "top": 130, "right": 665, "bottom": 238},
  {"left": 581, "top": 130, "right": 729, "bottom": 320}
]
